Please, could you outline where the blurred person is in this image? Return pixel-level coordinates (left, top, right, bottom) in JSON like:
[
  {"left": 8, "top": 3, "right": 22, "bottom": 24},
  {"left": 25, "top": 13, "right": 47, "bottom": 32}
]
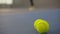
[
  {"left": 29, "top": 0, "right": 35, "bottom": 10},
  {"left": 30, "top": 0, "right": 34, "bottom": 7}
]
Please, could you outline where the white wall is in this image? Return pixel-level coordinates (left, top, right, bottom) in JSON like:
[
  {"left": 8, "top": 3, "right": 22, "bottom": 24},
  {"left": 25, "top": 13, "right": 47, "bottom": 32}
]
[{"left": 0, "top": 0, "right": 13, "bottom": 5}]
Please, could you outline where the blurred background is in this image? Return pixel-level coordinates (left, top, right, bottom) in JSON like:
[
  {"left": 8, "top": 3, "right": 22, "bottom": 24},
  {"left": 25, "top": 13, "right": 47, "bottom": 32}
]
[
  {"left": 0, "top": 0, "right": 60, "bottom": 8},
  {"left": 0, "top": 0, "right": 60, "bottom": 34}
]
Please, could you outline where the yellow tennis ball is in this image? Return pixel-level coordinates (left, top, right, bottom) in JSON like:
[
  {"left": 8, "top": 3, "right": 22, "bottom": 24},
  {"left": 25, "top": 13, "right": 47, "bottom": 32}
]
[{"left": 34, "top": 19, "right": 49, "bottom": 33}]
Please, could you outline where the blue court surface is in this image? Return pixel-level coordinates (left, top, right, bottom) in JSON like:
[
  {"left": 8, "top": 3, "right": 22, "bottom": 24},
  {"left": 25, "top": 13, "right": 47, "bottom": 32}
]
[{"left": 0, "top": 9, "right": 60, "bottom": 34}]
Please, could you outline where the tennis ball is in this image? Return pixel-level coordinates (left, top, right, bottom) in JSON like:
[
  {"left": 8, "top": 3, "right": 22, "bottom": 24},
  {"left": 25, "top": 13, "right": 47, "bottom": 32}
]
[{"left": 34, "top": 19, "right": 49, "bottom": 33}]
